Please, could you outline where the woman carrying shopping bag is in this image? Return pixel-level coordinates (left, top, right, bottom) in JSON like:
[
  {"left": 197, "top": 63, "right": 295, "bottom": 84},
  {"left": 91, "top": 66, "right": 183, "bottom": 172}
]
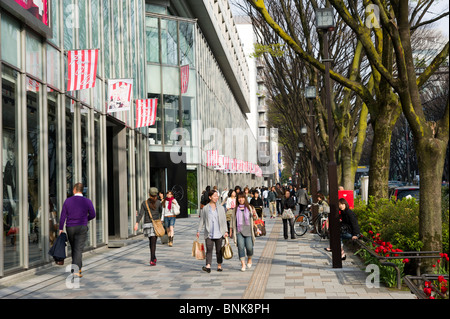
[
  {"left": 197, "top": 190, "right": 229, "bottom": 273},
  {"left": 162, "top": 190, "right": 180, "bottom": 247},
  {"left": 230, "top": 193, "right": 258, "bottom": 272}
]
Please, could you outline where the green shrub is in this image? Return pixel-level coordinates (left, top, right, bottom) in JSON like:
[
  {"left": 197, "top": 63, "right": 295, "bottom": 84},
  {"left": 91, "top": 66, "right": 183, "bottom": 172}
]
[{"left": 354, "top": 196, "right": 422, "bottom": 252}]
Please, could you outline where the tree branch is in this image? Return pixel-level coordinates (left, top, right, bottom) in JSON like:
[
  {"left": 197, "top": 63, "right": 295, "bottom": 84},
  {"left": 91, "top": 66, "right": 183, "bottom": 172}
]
[{"left": 417, "top": 42, "right": 449, "bottom": 88}]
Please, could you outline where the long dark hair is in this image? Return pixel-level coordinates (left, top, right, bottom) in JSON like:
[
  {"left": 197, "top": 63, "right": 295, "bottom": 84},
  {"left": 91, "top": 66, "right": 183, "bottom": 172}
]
[
  {"left": 338, "top": 198, "right": 349, "bottom": 211},
  {"left": 149, "top": 194, "right": 158, "bottom": 210},
  {"left": 237, "top": 192, "right": 251, "bottom": 211},
  {"left": 162, "top": 190, "right": 173, "bottom": 207}
]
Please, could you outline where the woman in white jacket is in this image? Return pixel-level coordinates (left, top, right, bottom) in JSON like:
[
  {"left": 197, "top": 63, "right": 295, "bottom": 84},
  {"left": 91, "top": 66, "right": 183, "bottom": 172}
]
[{"left": 162, "top": 190, "right": 180, "bottom": 247}]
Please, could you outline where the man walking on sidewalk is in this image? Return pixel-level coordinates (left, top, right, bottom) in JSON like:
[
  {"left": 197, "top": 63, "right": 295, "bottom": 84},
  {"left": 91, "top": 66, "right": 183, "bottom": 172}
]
[{"left": 59, "top": 183, "right": 96, "bottom": 277}]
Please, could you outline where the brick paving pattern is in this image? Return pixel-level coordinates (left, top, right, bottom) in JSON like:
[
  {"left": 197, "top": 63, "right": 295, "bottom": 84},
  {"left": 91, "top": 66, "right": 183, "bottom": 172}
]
[{"left": 0, "top": 209, "right": 416, "bottom": 300}]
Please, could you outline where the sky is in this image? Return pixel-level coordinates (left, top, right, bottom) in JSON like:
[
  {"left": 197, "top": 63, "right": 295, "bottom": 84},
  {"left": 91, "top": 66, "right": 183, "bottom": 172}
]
[{"left": 427, "top": 1, "right": 449, "bottom": 38}]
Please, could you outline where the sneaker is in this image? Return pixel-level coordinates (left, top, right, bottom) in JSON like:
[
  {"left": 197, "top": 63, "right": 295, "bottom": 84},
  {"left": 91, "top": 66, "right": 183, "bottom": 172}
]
[
  {"left": 247, "top": 263, "right": 252, "bottom": 269},
  {"left": 241, "top": 265, "right": 246, "bottom": 272}
]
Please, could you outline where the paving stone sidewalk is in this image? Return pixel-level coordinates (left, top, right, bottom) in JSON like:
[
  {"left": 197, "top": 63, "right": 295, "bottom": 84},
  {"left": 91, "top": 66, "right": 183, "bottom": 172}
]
[{"left": 0, "top": 210, "right": 416, "bottom": 300}]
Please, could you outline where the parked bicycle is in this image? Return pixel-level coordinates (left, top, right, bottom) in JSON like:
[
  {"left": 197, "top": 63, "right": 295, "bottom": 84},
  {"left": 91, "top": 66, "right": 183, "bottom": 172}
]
[{"left": 293, "top": 204, "right": 329, "bottom": 238}]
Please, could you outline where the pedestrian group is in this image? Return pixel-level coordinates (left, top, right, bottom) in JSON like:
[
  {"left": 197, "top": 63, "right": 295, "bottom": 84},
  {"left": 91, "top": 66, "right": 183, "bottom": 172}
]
[{"left": 55, "top": 181, "right": 360, "bottom": 276}]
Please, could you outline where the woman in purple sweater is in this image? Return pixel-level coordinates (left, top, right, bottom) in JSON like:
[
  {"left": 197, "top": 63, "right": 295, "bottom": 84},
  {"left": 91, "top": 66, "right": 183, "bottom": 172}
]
[{"left": 59, "top": 183, "right": 96, "bottom": 277}]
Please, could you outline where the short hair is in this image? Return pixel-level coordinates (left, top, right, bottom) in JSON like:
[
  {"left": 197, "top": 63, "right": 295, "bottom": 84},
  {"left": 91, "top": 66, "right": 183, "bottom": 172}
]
[{"left": 73, "top": 183, "right": 84, "bottom": 193}]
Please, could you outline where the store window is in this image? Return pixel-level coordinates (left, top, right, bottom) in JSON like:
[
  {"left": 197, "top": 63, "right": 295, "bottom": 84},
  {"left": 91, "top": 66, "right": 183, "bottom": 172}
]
[
  {"left": 26, "top": 32, "right": 43, "bottom": 80},
  {"left": 92, "top": 0, "right": 102, "bottom": 77},
  {"left": 49, "top": 0, "right": 61, "bottom": 47},
  {"left": 161, "top": 19, "right": 178, "bottom": 66},
  {"left": 80, "top": 109, "right": 91, "bottom": 246},
  {"left": 148, "top": 92, "right": 162, "bottom": 145},
  {"left": 1, "top": 14, "right": 21, "bottom": 68},
  {"left": 47, "top": 91, "right": 59, "bottom": 248},
  {"left": 47, "top": 45, "right": 61, "bottom": 90},
  {"left": 2, "top": 65, "right": 20, "bottom": 270},
  {"left": 180, "top": 21, "right": 195, "bottom": 67},
  {"left": 146, "top": 17, "right": 159, "bottom": 64},
  {"left": 163, "top": 94, "right": 179, "bottom": 145},
  {"left": 94, "top": 112, "right": 103, "bottom": 244},
  {"left": 26, "top": 77, "right": 43, "bottom": 264},
  {"left": 103, "top": 0, "right": 111, "bottom": 79},
  {"left": 146, "top": 4, "right": 167, "bottom": 15},
  {"left": 78, "top": 0, "right": 89, "bottom": 50},
  {"left": 65, "top": 98, "right": 74, "bottom": 198}
]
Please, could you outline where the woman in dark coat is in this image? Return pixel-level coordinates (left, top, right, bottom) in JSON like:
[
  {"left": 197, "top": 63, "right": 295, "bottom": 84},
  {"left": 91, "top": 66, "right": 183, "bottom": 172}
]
[
  {"left": 339, "top": 198, "right": 360, "bottom": 260},
  {"left": 324, "top": 198, "right": 360, "bottom": 260},
  {"left": 135, "top": 187, "right": 162, "bottom": 266},
  {"left": 281, "top": 190, "right": 296, "bottom": 239}
]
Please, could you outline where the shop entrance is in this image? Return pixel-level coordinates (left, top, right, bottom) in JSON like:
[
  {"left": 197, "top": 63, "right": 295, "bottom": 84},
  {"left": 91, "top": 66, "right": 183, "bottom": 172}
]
[
  {"left": 150, "top": 152, "right": 188, "bottom": 218},
  {"left": 106, "top": 118, "right": 128, "bottom": 239}
]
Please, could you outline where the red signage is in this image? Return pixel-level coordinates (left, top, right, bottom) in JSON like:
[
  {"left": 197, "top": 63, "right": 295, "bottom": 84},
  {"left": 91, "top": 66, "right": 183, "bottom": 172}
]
[
  {"left": 14, "top": 0, "right": 48, "bottom": 26},
  {"left": 338, "top": 190, "right": 354, "bottom": 209}
]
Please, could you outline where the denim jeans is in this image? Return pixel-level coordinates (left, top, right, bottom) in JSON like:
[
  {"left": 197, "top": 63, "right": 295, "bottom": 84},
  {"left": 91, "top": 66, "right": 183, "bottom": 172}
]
[
  {"left": 341, "top": 232, "right": 352, "bottom": 245},
  {"left": 66, "top": 225, "right": 88, "bottom": 270},
  {"left": 236, "top": 232, "right": 253, "bottom": 261}
]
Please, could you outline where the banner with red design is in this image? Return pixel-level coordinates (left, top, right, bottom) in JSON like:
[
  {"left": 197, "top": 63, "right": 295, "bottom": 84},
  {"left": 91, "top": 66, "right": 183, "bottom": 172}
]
[
  {"left": 107, "top": 79, "right": 133, "bottom": 113},
  {"left": 136, "top": 99, "right": 158, "bottom": 128},
  {"left": 67, "top": 49, "right": 99, "bottom": 91},
  {"left": 181, "top": 65, "right": 190, "bottom": 94},
  {"left": 207, "top": 150, "right": 219, "bottom": 167}
]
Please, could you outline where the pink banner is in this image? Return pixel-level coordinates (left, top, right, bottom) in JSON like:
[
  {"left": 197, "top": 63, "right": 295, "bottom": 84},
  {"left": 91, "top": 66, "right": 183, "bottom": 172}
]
[
  {"left": 67, "top": 50, "right": 99, "bottom": 91},
  {"left": 181, "top": 65, "right": 190, "bottom": 94},
  {"left": 136, "top": 99, "right": 158, "bottom": 128},
  {"left": 207, "top": 150, "right": 219, "bottom": 167}
]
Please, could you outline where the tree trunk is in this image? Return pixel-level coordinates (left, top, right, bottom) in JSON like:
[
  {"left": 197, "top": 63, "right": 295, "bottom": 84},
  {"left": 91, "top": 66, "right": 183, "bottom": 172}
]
[
  {"left": 341, "top": 137, "right": 355, "bottom": 190},
  {"left": 368, "top": 107, "right": 401, "bottom": 199},
  {"left": 416, "top": 138, "right": 446, "bottom": 258}
]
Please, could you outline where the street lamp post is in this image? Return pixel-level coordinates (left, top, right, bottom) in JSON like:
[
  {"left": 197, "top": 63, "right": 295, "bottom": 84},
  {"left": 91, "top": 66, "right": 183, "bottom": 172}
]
[
  {"left": 316, "top": 8, "right": 341, "bottom": 268},
  {"left": 305, "top": 86, "right": 318, "bottom": 234}
]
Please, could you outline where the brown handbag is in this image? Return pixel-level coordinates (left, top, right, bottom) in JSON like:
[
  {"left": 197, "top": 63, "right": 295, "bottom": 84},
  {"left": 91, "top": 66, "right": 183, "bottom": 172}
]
[{"left": 145, "top": 200, "right": 165, "bottom": 237}]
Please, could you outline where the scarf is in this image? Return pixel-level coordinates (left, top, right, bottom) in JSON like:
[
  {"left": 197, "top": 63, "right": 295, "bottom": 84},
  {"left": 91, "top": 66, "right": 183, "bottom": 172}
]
[
  {"left": 166, "top": 197, "right": 174, "bottom": 211},
  {"left": 237, "top": 204, "right": 250, "bottom": 233}
]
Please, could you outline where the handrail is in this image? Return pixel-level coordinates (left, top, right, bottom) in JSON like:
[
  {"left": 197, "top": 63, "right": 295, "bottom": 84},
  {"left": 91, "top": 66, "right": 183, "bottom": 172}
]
[{"left": 354, "top": 238, "right": 443, "bottom": 289}]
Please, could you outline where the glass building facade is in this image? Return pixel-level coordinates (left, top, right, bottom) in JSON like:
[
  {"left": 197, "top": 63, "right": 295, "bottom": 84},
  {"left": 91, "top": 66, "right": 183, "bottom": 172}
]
[
  {"left": 0, "top": 0, "right": 149, "bottom": 277},
  {"left": 0, "top": 0, "right": 262, "bottom": 277},
  {"left": 145, "top": 1, "right": 262, "bottom": 206}
]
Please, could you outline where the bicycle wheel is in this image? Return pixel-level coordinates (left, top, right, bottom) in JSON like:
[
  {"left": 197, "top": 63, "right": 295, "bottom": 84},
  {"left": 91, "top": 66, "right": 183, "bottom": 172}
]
[
  {"left": 294, "top": 213, "right": 309, "bottom": 236},
  {"left": 314, "top": 214, "right": 323, "bottom": 237}
]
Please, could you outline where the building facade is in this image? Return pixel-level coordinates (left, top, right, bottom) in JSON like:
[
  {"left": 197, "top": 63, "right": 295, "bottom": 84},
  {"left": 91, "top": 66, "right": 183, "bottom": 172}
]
[
  {"left": 145, "top": 1, "right": 263, "bottom": 208},
  {"left": 0, "top": 0, "right": 260, "bottom": 277},
  {"left": 235, "top": 16, "right": 279, "bottom": 186}
]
